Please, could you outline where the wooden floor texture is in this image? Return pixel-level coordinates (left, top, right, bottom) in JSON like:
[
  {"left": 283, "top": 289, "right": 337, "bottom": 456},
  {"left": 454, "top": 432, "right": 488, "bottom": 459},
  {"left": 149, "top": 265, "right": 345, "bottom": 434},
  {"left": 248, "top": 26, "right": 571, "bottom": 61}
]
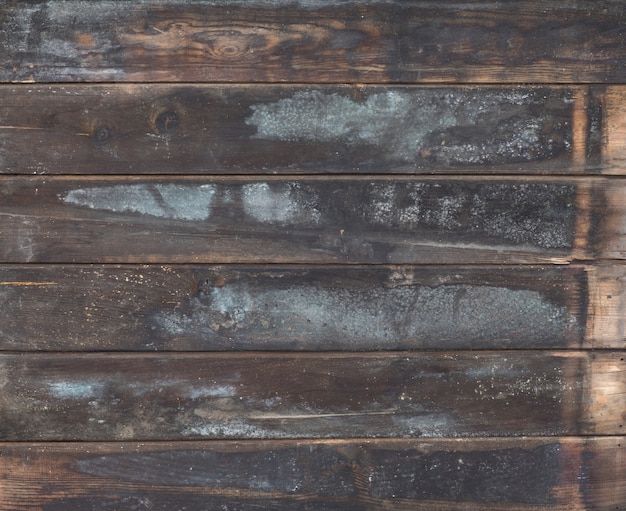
[{"left": 1, "top": 1, "right": 625, "bottom": 509}]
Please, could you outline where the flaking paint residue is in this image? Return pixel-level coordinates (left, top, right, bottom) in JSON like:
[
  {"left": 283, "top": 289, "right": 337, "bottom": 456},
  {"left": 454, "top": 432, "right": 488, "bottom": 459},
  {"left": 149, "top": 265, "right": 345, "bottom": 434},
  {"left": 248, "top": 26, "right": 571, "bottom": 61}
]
[
  {"left": 363, "top": 182, "right": 575, "bottom": 249},
  {"left": 242, "top": 182, "right": 321, "bottom": 225},
  {"left": 61, "top": 184, "right": 215, "bottom": 220},
  {"left": 154, "top": 280, "right": 574, "bottom": 349},
  {"left": 246, "top": 90, "right": 571, "bottom": 166},
  {"left": 183, "top": 420, "right": 287, "bottom": 440},
  {"left": 48, "top": 380, "right": 106, "bottom": 400}
]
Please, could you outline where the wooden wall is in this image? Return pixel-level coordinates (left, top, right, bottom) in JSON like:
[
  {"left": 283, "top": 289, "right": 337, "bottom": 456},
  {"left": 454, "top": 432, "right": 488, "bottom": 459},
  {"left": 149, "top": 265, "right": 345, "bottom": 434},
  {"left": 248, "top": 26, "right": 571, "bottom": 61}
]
[{"left": 0, "top": 1, "right": 625, "bottom": 509}]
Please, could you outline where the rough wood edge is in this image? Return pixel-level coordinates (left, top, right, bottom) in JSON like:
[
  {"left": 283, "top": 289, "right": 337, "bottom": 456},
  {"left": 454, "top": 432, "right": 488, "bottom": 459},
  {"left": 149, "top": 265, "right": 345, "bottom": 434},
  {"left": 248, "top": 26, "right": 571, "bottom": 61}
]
[
  {"left": 584, "top": 351, "right": 626, "bottom": 435},
  {"left": 602, "top": 87, "right": 626, "bottom": 175},
  {"left": 586, "top": 265, "right": 626, "bottom": 348}
]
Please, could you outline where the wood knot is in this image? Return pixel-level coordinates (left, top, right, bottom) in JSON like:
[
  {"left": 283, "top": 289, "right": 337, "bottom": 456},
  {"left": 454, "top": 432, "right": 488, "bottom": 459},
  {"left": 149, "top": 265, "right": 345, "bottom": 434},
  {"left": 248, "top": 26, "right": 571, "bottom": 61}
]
[
  {"left": 92, "top": 126, "right": 111, "bottom": 145},
  {"left": 156, "top": 111, "right": 179, "bottom": 133}
]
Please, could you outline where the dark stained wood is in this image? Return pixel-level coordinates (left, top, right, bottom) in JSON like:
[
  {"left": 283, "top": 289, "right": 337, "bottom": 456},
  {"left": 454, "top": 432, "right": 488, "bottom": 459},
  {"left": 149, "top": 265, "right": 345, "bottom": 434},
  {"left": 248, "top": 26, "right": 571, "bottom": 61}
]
[
  {"left": 0, "top": 438, "right": 624, "bottom": 510},
  {"left": 0, "top": 264, "right": 596, "bottom": 351},
  {"left": 0, "top": 351, "right": 623, "bottom": 440},
  {"left": 0, "top": 176, "right": 615, "bottom": 264},
  {"left": 1, "top": 1, "right": 625, "bottom": 84},
  {"left": 0, "top": 84, "right": 603, "bottom": 175},
  {"left": 1, "top": 0, "right": 624, "bottom": 506}
]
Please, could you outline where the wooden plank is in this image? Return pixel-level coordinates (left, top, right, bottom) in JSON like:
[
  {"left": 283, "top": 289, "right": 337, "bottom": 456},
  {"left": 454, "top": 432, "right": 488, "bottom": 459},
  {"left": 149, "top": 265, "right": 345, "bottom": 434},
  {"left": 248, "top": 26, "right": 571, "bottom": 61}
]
[
  {"left": 0, "top": 351, "right": 623, "bottom": 440},
  {"left": 0, "top": 264, "right": 596, "bottom": 351},
  {"left": 0, "top": 84, "right": 604, "bottom": 175},
  {"left": 0, "top": 438, "right": 623, "bottom": 510},
  {"left": 0, "top": 176, "right": 614, "bottom": 264},
  {"left": 1, "top": 1, "right": 625, "bottom": 84}
]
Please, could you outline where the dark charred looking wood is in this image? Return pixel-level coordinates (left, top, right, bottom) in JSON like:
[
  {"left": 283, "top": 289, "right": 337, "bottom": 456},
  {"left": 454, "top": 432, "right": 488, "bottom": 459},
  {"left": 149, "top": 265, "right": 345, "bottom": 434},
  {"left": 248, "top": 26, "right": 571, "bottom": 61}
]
[
  {"left": 0, "top": 438, "right": 624, "bottom": 510},
  {"left": 0, "top": 1, "right": 625, "bottom": 83},
  {"left": 0, "top": 176, "right": 612, "bottom": 264},
  {"left": 0, "top": 351, "right": 623, "bottom": 440},
  {"left": 0, "top": 85, "right": 602, "bottom": 175},
  {"left": 0, "top": 264, "right": 597, "bottom": 351}
]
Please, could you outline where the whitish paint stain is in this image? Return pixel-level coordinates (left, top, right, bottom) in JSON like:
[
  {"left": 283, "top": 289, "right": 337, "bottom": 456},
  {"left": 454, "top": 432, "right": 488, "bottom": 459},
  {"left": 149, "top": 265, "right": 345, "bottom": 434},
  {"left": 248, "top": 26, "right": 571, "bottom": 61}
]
[
  {"left": 0, "top": 217, "right": 41, "bottom": 263},
  {"left": 246, "top": 90, "right": 564, "bottom": 165},
  {"left": 48, "top": 380, "right": 106, "bottom": 400},
  {"left": 15, "top": 220, "right": 39, "bottom": 263},
  {"left": 187, "top": 385, "right": 238, "bottom": 399},
  {"left": 61, "top": 184, "right": 215, "bottom": 220},
  {"left": 242, "top": 182, "right": 321, "bottom": 225},
  {"left": 392, "top": 413, "right": 457, "bottom": 437},
  {"left": 154, "top": 281, "right": 574, "bottom": 349},
  {"left": 184, "top": 419, "right": 287, "bottom": 439}
]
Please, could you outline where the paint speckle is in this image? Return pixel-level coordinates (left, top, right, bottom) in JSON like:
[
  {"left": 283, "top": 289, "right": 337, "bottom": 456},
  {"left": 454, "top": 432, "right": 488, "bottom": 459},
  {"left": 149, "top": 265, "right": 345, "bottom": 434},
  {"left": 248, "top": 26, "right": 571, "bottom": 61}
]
[
  {"left": 61, "top": 184, "right": 215, "bottom": 220},
  {"left": 370, "top": 444, "right": 561, "bottom": 504},
  {"left": 242, "top": 182, "right": 321, "bottom": 225},
  {"left": 362, "top": 182, "right": 575, "bottom": 249}
]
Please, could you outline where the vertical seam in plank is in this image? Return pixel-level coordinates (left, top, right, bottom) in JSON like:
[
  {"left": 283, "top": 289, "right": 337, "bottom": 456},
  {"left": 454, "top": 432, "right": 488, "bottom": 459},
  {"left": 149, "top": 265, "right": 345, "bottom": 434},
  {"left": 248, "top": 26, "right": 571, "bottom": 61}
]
[{"left": 572, "top": 86, "right": 590, "bottom": 170}]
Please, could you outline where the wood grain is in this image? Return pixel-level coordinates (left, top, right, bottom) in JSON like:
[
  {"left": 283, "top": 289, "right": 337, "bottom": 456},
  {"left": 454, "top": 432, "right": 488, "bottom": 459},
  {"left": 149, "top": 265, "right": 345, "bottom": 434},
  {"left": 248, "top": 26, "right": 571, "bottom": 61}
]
[
  {"left": 0, "top": 84, "right": 603, "bottom": 175},
  {"left": 604, "top": 87, "right": 626, "bottom": 174},
  {"left": 0, "top": 351, "right": 623, "bottom": 440},
  {"left": 1, "top": 1, "right": 625, "bottom": 84},
  {"left": 0, "top": 438, "right": 624, "bottom": 510},
  {"left": 0, "top": 264, "right": 596, "bottom": 351},
  {"left": 0, "top": 176, "right": 613, "bottom": 264}
]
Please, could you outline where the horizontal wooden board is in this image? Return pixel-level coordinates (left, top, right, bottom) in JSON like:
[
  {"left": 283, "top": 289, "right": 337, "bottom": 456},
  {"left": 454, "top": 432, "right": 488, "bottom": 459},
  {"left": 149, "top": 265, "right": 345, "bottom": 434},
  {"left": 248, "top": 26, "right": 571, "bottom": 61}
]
[
  {"left": 0, "top": 263, "right": 616, "bottom": 351},
  {"left": 0, "top": 176, "right": 617, "bottom": 264},
  {"left": 0, "top": 84, "right": 605, "bottom": 175},
  {"left": 1, "top": 1, "right": 625, "bottom": 84},
  {"left": 0, "top": 351, "right": 623, "bottom": 440},
  {"left": 0, "top": 437, "right": 624, "bottom": 510}
]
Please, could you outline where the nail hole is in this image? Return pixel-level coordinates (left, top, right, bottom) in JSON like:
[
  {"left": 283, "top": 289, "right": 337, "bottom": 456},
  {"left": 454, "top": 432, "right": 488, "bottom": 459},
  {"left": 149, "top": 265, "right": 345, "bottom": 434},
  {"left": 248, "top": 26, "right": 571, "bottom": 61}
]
[
  {"left": 92, "top": 127, "right": 111, "bottom": 145},
  {"left": 156, "top": 111, "right": 179, "bottom": 133}
]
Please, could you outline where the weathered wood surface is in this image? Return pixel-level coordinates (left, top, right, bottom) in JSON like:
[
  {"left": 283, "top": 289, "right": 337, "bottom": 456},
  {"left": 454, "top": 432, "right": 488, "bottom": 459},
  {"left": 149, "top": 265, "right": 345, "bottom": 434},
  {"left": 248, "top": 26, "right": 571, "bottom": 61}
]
[
  {"left": 1, "top": 1, "right": 625, "bottom": 84},
  {"left": 0, "top": 351, "right": 623, "bottom": 440},
  {"left": 0, "top": 437, "right": 624, "bottom": 510},
  {"left": 0, "top": 176, "right": 615, "bottom": 264},
  {"left": 0, "top": 84, "right": 604, "bottom": 175},
  {"left": 4, "top": 263, "right": 624, "bottom": 351},
  {"left": 604, "top": 87, "right": 626, "bottom": 175}
]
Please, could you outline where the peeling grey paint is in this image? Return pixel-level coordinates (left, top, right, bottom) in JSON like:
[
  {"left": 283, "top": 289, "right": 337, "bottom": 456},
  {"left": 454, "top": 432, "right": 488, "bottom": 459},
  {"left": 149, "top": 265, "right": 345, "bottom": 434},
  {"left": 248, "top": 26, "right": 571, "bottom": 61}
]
[
  {"left": 246, "top": 90, "right": 570, "bottom": 166},
  {"left": 153, "top": 281, "right": 574, "bottom": 349},
  {"left": 183, "top": 420, "right": 288, "bottom": 440},
  {"left": 242, "top": 182, "right": 321, "bottom": 225},
  {"left": 48, "top": 380, "right": 106, "bottom": 400},
  {"left": 61, "top": 184, "right": 215, "bottom": 220}
]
